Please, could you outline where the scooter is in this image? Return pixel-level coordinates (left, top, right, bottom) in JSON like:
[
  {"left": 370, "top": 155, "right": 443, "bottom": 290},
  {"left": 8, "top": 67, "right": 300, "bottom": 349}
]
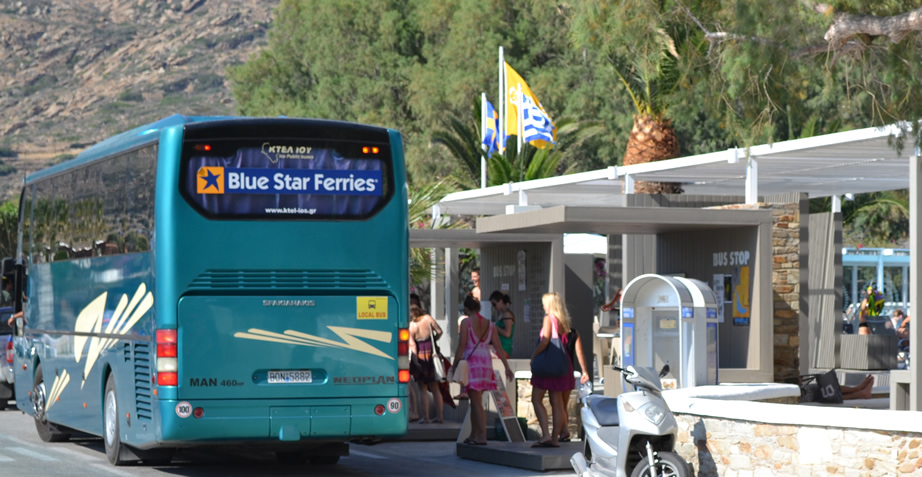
[{"left": 570, "top": 365, "right": 691, "bottom": 477}]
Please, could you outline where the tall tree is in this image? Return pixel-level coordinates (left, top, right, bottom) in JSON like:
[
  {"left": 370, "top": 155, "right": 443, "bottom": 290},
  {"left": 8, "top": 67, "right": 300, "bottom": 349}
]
[{"left": 228, "top": 0, "right": 421, "bottom": 131}]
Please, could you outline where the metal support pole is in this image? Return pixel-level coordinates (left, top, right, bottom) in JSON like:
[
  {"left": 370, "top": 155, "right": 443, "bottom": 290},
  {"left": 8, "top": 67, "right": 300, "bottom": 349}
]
[
  {"left": 909, "top": 154, "right": 920, "bottom": 410},
  {"left": 745, "top": 156, "right": 758, "bottom": 205}
]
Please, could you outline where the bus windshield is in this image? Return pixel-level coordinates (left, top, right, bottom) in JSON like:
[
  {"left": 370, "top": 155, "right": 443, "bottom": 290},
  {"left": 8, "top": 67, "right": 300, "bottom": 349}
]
[{"left": 181, "top": 140, "right": 392, "bottom": 219}]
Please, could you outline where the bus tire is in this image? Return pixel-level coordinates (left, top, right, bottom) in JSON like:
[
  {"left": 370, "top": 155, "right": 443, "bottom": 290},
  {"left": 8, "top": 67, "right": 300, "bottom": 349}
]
[
  {"left": 276, "top": 451, "right": 309, "bottom": 465},
  {"left": 105, "top": 373, "right": 131, "bottom": 466},
  {"left": 309, "top": 455, "right": 340, "bottom": 465},
  {"left": 134, "top": 446, "right": 175, "bottom": 466},
  {"left": 32, "top": 364, "right": 71, "bottom": 442}
]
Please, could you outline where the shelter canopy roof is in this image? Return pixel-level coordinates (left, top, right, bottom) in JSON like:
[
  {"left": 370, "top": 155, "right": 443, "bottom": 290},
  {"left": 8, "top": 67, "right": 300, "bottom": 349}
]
[{"left": 437, "top": 124, "right": 913, "bottom": 217}]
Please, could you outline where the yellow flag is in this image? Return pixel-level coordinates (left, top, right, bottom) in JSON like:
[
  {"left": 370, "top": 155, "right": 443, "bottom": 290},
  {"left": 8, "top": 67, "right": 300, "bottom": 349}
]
[{"left": 503, "top": 62, "right": 555, "bottom": 149}]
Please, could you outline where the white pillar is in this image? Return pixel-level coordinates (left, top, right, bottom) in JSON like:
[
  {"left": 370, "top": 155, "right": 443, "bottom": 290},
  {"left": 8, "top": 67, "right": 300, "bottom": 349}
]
[
  {"left": 430, "top": 248, "right": 448, "bottom": 350},
  {"left": 851, "top": 266, "right": 858, "bottom": 308},
  {"left": 909, "top": 154, "right": 921, "bottom": 410},
  {"left": 444, "top": 247, "right": 460, "bottom": 355},
  {"left": 831, "top": 195, "right": 841, "bottom": 213},
  {"left": 877, "top": 254, "right": 885, "bottom": 293},
  {"left": 745, "top": 156, "right": 758, "bottom": 205},
  {"left": 902, "top": 266, "right": 909, "bottom": 307},
  {"left": 624, "top": 174, "right": 635, "bottom": 194}
]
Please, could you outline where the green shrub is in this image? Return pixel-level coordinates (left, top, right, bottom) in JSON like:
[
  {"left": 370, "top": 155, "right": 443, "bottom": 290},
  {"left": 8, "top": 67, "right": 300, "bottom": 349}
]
[{"left": 119, "top": 90, "right": 144, "bottom": 102}]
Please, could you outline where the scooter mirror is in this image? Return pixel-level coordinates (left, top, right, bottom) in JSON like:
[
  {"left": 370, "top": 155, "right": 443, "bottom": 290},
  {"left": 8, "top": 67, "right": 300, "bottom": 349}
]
[{"left": 659, "top": 364, "right": 670, "bottom": 377}]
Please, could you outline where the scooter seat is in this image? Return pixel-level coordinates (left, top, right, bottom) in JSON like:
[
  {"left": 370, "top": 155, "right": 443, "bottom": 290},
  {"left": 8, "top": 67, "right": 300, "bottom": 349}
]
[{"left": 589, "top": 397, "right": 620, "bottom": 427}]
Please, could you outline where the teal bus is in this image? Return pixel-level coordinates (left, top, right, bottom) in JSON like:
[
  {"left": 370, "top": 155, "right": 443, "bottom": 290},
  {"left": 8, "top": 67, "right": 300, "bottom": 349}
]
[{"left": 10, "top": 115, "right": 410, "bottom": 466}]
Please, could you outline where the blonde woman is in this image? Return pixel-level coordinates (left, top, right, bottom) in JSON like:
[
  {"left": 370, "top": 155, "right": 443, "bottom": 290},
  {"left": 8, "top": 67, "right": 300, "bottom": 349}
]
[{"left": 529, "top": 292, "right": 573, "bottom": 448}]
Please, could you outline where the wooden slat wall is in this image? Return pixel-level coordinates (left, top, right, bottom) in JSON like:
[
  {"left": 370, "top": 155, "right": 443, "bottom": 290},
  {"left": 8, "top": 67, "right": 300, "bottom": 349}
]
[
  {"left": 480, "top": 243, "right": 552, "bottom": 360},
  {"left": 808, "top": 212, "right": 843, "bottom": 370},
  {"left": 620, "top": 194, "right": 748, "bottom": 286}
]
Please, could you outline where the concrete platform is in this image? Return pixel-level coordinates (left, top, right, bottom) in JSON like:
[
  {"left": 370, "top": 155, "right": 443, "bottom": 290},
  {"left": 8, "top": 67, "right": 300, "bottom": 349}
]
[
  {"left": 402, "top": 420, "right": 499, "bottom": 441},
  {"left": 455, "top": 440, "right": 581, "bottom": 472}
]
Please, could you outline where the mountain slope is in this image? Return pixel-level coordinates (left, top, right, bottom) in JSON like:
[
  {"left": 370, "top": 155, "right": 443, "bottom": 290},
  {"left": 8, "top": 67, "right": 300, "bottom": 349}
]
[{"left": 0, "top": 0, "right": 278, "bottom": 199}]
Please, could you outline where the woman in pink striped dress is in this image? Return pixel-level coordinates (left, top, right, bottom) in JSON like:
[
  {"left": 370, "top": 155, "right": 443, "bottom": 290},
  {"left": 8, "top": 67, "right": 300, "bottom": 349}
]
[{"left": 451, "top": 295, "right": 514, "bottom": 445}]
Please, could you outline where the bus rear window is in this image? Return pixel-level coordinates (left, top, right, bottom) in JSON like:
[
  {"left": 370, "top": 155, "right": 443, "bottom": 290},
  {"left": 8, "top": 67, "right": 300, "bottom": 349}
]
[{"left": 181, "top": 140, "right": 392, "bottom": 219}]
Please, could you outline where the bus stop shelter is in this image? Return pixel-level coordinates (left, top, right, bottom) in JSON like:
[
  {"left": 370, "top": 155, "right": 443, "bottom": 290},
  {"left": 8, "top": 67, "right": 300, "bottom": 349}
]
[{"left": 433, "top": 123, "right": 922, "bottom": 410}]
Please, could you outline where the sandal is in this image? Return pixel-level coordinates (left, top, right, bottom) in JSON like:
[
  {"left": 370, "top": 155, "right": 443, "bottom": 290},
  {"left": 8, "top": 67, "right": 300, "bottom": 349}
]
[
  {"left": 531, "top": 441, "right": 559, "bottom": 448},
  {"left": 559, "top": 434, "right": 571, "bottom": 442},
  {"left": 431, "top": 418, "right": 443, "bottom": 424},
  {"left": 463, "top": 438, "right": 487, "bottom": 445}
]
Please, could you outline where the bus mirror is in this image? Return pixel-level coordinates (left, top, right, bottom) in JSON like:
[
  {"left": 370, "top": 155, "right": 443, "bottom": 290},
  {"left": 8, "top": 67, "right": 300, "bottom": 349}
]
[
  {"left": 0, "top": 257, "right": 13, "bottom": 277},
  {"left": 1, "top": 257, "right": 12, "bottom": 309}
]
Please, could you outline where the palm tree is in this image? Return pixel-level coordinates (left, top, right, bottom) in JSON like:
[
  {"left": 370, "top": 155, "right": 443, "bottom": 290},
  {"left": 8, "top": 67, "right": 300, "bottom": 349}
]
[
  {"left": 612, "top": 32, "right": 684, "bottom": 194},
  {"left": 430, "top": 112, "right": 483, "bottom": 189},
  {"left": 431, "top": 103, "right": 601, "bottom": 189},
  {"left": 571, "top": 1, "right": 686, "bottom": 194},
  {"left": 408, "top": 180, "right": 455, "bottom": 288},
  {"left": 842, "top": 190, "right": 909, "bottom": 247}
]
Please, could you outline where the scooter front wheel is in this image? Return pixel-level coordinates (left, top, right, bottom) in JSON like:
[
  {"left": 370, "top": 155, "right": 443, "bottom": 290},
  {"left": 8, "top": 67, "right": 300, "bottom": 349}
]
[{"left": 630, "top": 451, "right": 690, "bottom": 477}]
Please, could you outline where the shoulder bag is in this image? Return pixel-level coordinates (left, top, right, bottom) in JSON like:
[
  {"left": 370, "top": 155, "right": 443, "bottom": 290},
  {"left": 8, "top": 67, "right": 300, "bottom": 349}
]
[
  {"left": 428, "top": 321, "right": 447, "bottom": 382},
  {"left": 531, "top": 317, "right": 569, "bottom": 378}
]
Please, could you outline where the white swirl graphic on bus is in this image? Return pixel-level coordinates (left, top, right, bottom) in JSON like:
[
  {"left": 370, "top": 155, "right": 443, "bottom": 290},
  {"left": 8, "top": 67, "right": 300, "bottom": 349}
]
[
  {"left": 44, "top": 369, "right": 70, "bottom": 413},
  {"left": 74, "top": 283, "right": 154, "bottom": 388},
  {"left": 233, "top": 326, "right": 392, "bottom": 359}
]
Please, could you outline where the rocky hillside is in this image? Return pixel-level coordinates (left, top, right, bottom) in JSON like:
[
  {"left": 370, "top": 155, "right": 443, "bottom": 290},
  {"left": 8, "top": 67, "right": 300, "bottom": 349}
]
[{"left": 0, "top": 0, "right": 278, "bottom": 200}]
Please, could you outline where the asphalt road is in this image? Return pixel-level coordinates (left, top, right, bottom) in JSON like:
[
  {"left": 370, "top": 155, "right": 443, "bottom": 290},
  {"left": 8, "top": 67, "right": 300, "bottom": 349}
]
[{"left": 0, "top": 401, "right": 574, "bottom": 477}]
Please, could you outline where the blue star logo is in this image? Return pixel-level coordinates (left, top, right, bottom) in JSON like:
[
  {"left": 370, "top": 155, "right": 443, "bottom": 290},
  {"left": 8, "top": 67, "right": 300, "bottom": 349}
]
[{"left": 202, "top": 170, "right": 221, "bottom": 191}]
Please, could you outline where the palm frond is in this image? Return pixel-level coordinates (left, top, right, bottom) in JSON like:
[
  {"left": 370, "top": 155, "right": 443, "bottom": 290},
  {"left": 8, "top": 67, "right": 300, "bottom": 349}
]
[{"left": 408, "top": 180, "right": 457, "bottom": 287}]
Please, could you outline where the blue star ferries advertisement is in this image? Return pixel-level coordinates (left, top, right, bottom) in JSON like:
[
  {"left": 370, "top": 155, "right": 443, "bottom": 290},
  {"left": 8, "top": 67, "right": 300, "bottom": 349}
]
[{"left": 183, "top": 141, "right": 390, "bottom": 219}]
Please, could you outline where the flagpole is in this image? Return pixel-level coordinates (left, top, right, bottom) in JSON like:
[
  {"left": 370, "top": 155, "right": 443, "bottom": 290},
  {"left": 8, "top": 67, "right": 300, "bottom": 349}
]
[
  {"left": 498, "top": 46, "right": 505, "bottom": 154},
  {"left": 480, "top": 92, "right": 487, "bottom": 188}
]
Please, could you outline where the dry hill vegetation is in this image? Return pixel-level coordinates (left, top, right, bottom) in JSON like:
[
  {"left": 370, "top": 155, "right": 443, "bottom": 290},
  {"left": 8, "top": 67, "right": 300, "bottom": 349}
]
[{"left": 0, "top": 0, "right": 278, "bottom": 200}]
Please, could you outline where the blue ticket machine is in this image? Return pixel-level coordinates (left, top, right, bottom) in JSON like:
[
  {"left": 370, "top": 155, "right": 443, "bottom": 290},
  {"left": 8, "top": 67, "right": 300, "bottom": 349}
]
[{"left": 620, "top": 274, "right": 719, "bottom": 388}]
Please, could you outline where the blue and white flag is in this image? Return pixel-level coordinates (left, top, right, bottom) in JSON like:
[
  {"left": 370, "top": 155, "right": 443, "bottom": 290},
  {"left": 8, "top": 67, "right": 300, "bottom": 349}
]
[
  {"left": 481, "top": 98, "right": 500, "bottom": 155},
  {"left": 520, "top": 93, "right": 556, "bottom": 146}
]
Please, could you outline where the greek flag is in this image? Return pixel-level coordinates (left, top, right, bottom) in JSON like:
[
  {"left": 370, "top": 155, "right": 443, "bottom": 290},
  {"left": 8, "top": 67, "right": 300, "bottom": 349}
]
[
  {"left": 481, "top": 98, "right": 500, "bottom": 155},
  {"left": 520, "top": 94, "right": 555, "bottom": 145}
]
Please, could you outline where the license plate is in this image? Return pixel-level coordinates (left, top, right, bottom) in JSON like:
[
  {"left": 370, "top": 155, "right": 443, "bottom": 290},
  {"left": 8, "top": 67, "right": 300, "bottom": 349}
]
[{"left": 268, "top": 370, "right": 312, "bottom": 384}]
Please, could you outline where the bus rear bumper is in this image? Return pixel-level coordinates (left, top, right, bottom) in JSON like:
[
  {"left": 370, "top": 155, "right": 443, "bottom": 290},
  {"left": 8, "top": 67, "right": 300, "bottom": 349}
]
[{"left": 156, "top": 397, "right": 407, "bottom": 445}]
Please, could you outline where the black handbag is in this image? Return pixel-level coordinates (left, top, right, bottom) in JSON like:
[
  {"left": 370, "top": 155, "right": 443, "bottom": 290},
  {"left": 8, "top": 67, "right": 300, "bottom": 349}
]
[
  {"left": 531, "top": 320, "right": 569, "bottom": 378},
  {"left": 799, "top": 370, "right": 843, "bottom": 404}
]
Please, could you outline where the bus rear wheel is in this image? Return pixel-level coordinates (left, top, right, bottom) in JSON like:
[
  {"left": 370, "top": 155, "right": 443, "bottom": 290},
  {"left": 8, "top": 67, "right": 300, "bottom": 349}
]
[
  {"left": 309, "top": 455, "right": 340, "bottom": 465},
  {"left": 32, "top": 364, "right": 71, "bottom": 442},
  {"left": 105, "top": 373, "right": 131, "bottom": 466},
  {"left": 276, "top": 451, "right": 308, "bottom": 465}
]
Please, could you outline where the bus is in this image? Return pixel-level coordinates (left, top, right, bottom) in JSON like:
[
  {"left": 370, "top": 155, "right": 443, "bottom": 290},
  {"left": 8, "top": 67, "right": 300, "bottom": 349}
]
[{"left": 9, "top": 115, "right": 410, "bottom": 466}]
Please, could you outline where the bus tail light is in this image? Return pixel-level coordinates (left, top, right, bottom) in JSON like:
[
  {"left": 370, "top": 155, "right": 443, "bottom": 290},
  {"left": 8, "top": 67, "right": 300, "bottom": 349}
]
[
  {"left": 5, "top": 339, "right": 11, "bottom": 364},
  {"left": 156, "top": 329, "right": 178, "bottom": 386},
  {"left": 398, "top": 328, "right": 409, "bottom": 383}
]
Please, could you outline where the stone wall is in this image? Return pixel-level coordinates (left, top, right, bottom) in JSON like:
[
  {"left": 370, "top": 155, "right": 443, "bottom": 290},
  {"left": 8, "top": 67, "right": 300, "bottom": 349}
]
[
  {"left": 770, "top": 202, "right": 802, "bottom": 383},
  {"left": 673, "top": 413, "right": 922, "bottom": 476}
]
